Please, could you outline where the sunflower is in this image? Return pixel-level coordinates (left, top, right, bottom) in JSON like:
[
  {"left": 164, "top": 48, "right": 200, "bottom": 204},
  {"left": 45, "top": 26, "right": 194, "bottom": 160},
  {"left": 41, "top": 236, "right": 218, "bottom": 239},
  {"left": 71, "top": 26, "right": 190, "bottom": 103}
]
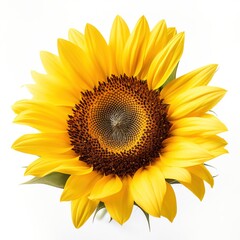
[{"left": 12, "top": 16, "right": 227, "bottom": 228}]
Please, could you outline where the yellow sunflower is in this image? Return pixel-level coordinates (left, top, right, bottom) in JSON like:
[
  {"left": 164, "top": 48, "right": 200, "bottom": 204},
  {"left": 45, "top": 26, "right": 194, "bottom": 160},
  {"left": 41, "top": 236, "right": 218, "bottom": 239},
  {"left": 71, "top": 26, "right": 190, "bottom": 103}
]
[{"left": 12, "top": 16, "right": 227, "bottom": 228}]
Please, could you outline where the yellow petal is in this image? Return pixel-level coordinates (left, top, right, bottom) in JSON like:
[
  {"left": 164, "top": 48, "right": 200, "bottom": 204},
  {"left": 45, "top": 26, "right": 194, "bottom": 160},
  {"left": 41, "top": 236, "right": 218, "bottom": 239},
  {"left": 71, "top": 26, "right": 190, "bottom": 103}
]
[
  {"left": 61, "top": 171, "right": 101, "bottom": 201},
  {"left": 146, "top": 20, "right": 168, "bottom": 60},
  {"left": 170, "top": 115, "right": 227, "bottom": 137},
  {"left": 85, "top": 23, "right": 112, "bottom": 80},
  {"left": 109, "top": 15, "right": 130, "bottom": 75},
  {"left": 167, "top": 27, "right": 177, "bottom": 41},
  {"left": 161, "top": 183, "right": 177, "bottom": 222},
  {"left": 25, "top": 157, "right": 92, "bottom": 177},
  {"left": 161, "top": 64, "right": 218, "bottom": 102},
  {"left": 68, "top": 28, "right": 85, "bottom": 50},
  {"left": 158, "top": 162, "right": 191, "bottom": 183},
  {"left": 147, "top": 32, "right": 184, "bottom": 90},
  {"left": 12, "top": 132, "right": 72, "bottom": 156},
  {"left": 40, "top": 52, "right": 82, "bottom": 98},
  {"left": 104, "top": 176, "right": 134, "bottom": 225},
  {"left": 131, "top": 166, "right": 166, "bottom": 217},
  {"left": 58, "top": 39, "right": 96, "bottom": 90},
  {"left": 13, "top": 101, "right": 70, "bottom": 132},
  {"left": 139, "top": 20, "right": 167, "bottom": 78},
  {"left": 161, "top": 137, "right": 214, "bottom": 167},
  {"left": 167, "top": 86, "right": 226, "bottom": 120},
  {"left": 122, "top": 16, "right": 150, "bottom": 77},
  {"left": 189, "top": 135, "right": 228, "bottom": 157},
  {"left": 188, "top": 165, "right": 214, "bottom": 187},
  {"left": 12, "top": 99, "right": 34, "bottom": 114},
  {"left": 29, "top": 71, "right": 79, "bottom": 106},
  {"left": 89, "top": 175, "right": 122, "bottom": 200},
  {"left": 180, "top": 174, "right": 205, "bottom": 200},
  {"left": 40, "top": 51, "right": 63, "bottom": 77},
  {"left": 71, "top": 196, "right": 99, "bottom": 228},
  {"left": 36, "top": 51, "right": 81, "bottom": 93}
]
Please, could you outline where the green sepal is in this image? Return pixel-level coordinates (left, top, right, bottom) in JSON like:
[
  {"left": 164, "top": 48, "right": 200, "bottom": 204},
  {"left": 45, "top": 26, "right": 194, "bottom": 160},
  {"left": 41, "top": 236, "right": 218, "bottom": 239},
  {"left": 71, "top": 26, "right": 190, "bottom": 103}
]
[
  {"left": 166, "top": 178, "right": 180, "bottom": 184},
  {"left": 134, "top": 203, "right": 151, "bottom": 230},
  {"left": 93, "top": 202, "right": 107, "bottom": 221},
  {"left": 140, "top": 207, "right": 151, "bottom": 231},
  {"left": 204, "top": 163, "right": 218, "bottom": 178},
  {"left": 160, "top": 63, "right": 179, "bottom": 90},
  {"left": 209, "top": 110, "right": 217, "bottom": 115},
  {"left": 23, "top": 172, "right": 70, "bottom": 189}
]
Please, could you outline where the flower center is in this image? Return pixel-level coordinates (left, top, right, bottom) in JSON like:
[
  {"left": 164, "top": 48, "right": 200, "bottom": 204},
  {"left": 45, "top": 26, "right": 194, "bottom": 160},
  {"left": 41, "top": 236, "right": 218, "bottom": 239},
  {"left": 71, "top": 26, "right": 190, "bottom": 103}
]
[
  {"left": 67, "top": 75, "right": 171, "bottom": 177},
  {"left": 89, "top": 85, "right": 147, "bottom": 152}
]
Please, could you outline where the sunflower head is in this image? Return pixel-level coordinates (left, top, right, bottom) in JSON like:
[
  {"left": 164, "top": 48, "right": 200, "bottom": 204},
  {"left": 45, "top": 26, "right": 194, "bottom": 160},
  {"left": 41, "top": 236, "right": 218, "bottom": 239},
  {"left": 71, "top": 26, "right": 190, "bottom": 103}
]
[
  {"left": 13, "top": 16, "right": 227, "bottom": 228},
  {"left": 68, "top": 74, "right": 171, "bottom": 177}
]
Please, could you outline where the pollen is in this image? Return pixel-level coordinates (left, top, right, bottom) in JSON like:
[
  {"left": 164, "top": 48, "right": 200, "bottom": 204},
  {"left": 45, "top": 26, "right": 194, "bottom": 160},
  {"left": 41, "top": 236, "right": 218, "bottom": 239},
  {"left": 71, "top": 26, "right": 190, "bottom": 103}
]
[{"left": 67, "top": 75, "right": 171, "bottom": 177}]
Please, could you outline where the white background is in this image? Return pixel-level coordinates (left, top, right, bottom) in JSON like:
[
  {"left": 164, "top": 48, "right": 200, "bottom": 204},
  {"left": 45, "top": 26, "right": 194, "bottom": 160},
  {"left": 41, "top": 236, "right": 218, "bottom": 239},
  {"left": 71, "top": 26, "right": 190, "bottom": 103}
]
[{"left": 0, "top": 0, "right": 239, "bottom": 239}]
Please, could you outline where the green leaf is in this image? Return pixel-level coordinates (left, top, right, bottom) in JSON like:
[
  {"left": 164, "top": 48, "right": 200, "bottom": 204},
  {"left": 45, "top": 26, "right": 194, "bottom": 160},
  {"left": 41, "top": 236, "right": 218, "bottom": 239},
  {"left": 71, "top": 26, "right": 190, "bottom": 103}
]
[
  {"left": 160, "top": 62, "right": 179, "bottom": 90},
  {"left": 23, "top": 172, "right": 70, "bottom": 189}
]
